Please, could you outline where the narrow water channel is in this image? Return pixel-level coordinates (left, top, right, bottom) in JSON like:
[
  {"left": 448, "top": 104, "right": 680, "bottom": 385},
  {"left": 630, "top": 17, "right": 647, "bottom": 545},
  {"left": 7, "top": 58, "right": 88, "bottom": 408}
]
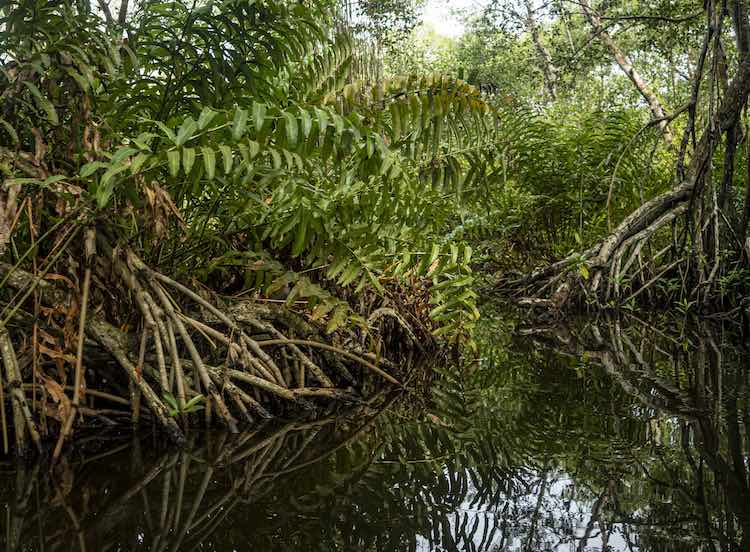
[{"left": 2, "top": 309, "right": 748, "bottom": 551}]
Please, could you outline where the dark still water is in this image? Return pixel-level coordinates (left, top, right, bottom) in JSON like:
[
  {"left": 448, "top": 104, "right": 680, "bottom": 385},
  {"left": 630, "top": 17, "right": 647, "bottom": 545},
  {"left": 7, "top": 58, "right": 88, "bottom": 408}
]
[{"left": 2, "top": 310, "right": 749, "bottom": 551}]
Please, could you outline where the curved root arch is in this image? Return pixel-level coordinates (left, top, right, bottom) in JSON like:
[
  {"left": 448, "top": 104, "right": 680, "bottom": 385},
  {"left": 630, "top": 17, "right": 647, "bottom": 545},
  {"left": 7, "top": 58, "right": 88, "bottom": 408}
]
[
  {"left": 508, "top": 189, "right": 691, "bottom": 309},
  {"left": 0, "top": 245, "right": 405, "bottom": 456},
  {"left": 506, "top": 45, "right": 750, "bottom": 310}
]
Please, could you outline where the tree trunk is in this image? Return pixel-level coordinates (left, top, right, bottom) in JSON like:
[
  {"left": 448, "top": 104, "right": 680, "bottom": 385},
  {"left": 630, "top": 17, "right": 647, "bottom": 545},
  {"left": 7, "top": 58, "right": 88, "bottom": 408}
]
[
  {"left": 505, "top": 48, "right": 750, "bottom": 306},
  {"left": 579, "top": 0, "right": 674, "bottom": 144},
  {"left": 523, "top": 0, "right": 558, "bottom": 100}
]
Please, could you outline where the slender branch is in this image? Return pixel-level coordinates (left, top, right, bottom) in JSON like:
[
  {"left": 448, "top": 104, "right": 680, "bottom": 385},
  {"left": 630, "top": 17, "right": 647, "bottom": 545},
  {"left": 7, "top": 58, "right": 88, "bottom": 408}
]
[
  {"left": 96, "top": 0, "right": 114, "bottom": 26},
  {"left": 117, "top": 0, "right": 129, "bottom": 27},
  {"left": 53, "top": 228, "right": 96, "bottom": 462},
  {"left": 578, "top": 0, "right": 674, "bottom": 144},
  {"left": 600, "top": 13, "right": 701, "bottom": 23}
]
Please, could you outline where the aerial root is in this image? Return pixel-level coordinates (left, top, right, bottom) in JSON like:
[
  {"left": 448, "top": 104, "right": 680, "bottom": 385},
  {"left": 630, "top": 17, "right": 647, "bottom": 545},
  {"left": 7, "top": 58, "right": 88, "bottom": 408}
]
[{"left": 87, "top": 316, "right": 185, "bottom": 444}]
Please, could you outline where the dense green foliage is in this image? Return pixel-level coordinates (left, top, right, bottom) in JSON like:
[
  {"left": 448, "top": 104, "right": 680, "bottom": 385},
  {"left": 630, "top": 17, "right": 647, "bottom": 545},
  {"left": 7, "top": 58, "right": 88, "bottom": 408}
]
[
  {"left": 3, "top": 0, "right": 561, "bottom": 455},
  {"left": 0, "top": 0, "right": 522, "bottom": 350},
  {"left": 388, "top": 9, "right": 676, "bottom": 262},
  {"left": 385, "top": 0, "right": 750, "bottom": 312}
]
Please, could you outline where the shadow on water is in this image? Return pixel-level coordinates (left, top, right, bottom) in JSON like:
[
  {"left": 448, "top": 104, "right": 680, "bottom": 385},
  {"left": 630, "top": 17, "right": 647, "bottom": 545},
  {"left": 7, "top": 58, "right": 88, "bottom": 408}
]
[{"left": 1, "top": 309, "right": 749, "bottom": 551}]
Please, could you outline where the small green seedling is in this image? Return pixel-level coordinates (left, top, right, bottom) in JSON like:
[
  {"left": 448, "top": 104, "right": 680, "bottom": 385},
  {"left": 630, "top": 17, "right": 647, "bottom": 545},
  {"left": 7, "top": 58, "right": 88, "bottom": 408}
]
[{"left": 163, "top": 392, "right": 205, "bottom": 417}]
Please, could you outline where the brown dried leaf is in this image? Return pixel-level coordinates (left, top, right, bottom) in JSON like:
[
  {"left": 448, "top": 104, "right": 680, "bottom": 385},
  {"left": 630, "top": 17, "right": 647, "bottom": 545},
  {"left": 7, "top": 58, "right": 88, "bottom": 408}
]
[
  {"left": 38, "top": 344, "right": 76, "bottom": 365},
  {"left": 38, "top": 328, "right": 59, "bottom": 346},
  {"left": 156, "top": 184, "right": 186, "bottom": 228},
  {"left": 43, "top": 377, "right": 72, "bottom": 422},
  {"left": 45, "top": 272, "right": 76, "bottom": 289}
]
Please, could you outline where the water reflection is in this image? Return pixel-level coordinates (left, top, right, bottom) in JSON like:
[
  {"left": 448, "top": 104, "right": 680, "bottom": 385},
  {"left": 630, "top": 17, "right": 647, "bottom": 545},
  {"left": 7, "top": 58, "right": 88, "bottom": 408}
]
[{"left": 1, "top": 311, "right": 748, "bottom": 551}]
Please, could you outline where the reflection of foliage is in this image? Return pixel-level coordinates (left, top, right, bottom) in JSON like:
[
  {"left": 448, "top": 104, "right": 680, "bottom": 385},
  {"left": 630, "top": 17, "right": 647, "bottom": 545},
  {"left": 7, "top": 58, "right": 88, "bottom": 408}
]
[
  {"left": 513, "top": 309, "right": 750, "bottom": 550},
  {"left": 1, "top": 311, "right": 748, "bottom": 551}
]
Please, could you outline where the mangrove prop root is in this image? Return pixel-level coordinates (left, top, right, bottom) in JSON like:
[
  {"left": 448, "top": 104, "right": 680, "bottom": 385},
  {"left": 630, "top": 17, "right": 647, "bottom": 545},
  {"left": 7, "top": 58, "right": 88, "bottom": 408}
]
[
  {"left": 53, "top": 228, "right": 96, "bottom": 461},
  {"left": 87, "top": 317, "right": 185, "bottom": 445},
  {"left": 0, "top": 249, "right": 406, "bottom": 454},
  {"left": 512, "top": 201, "right": 693, "bottom": 308},
  {"left": 0, "top": 329, "right": 42, "bottom": 454},
  {"left": 505, "top": 44, "right": 750, "bottom": 310}
]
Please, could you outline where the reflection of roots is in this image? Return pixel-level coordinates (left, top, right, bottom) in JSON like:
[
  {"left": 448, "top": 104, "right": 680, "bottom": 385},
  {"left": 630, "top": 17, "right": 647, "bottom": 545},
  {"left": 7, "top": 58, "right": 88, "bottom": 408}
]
[
  {"left": 1, "top": 397, "right": 391, "bottom": 552},
  {"left": 519, "top": 313, "right": 750, "bottom": 544},
  {"left": 518, "top": 313, "right": 721, "bottom": 418},
  {"left": 0, "top": 244, "right": 407, "bottom": 455}
]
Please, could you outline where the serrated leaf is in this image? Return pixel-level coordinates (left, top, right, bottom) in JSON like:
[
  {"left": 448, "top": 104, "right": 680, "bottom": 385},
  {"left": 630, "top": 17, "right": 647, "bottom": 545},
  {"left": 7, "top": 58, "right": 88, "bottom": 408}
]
[
  {"left": 291, "top": 217, "right": 307, "bottom": 256},
  {"left": 282, "top": 149, "right": 294, "bottom": 169},
  {"left": 327, "top": 255, "right": 349, "bottom": 279},
  {"left": 252, "top": 102, "right": 267, "bottom": 133},
  {"left": 427, "top": 243, "right": 440, "bottom": 266},
  {"left": 316, "top": 108, "right": 328, "bottom": 133},
  {"left": 219, "top": 145, "right": 233, "bottom": 173},
  {"left": 450, "top": 243, "right": 459, "bottom": 264},
  {"left": 270, "top": 149, "right": 281, "bottom": 169},
  {"left": 182, "top": 147, "right": 196, "bottom": 173},
  {"left": 283, "top": 112, "right": 298, "bottom": 147},
  {"left": 176, "top": 118, "right": 197, "bottom": 146},
  {"left": 333, "top": 114, "right": 344, "bottom": 135},
  {"left": 133, "top": 132, "right": 156, "bottom": 151},
  {"left": 300, "top": 109, "right": 312, "bottom": 138},
  {"left": 390, "top": 101, "right": 401, "bottom": 141},
  {"left": 379, "top": 154, "right": 394, "bottom": 177},
  {"left": 197, "top": 107, "right": 217, "bottom": 130},
  {"left": 354, "top": 273, "right": 369, "bottom": 294},
  {"left": 325, "top": 304, "right": 349, "bottom": 334},
  {"left": 154, "top": 121, "right": 177, "bottom": 143},
  {"left": 429, "top": 302, "right": 450, "bottom": 318},
  {"left": 339, "top": 262, "right": 361, "bottom": 286}
]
